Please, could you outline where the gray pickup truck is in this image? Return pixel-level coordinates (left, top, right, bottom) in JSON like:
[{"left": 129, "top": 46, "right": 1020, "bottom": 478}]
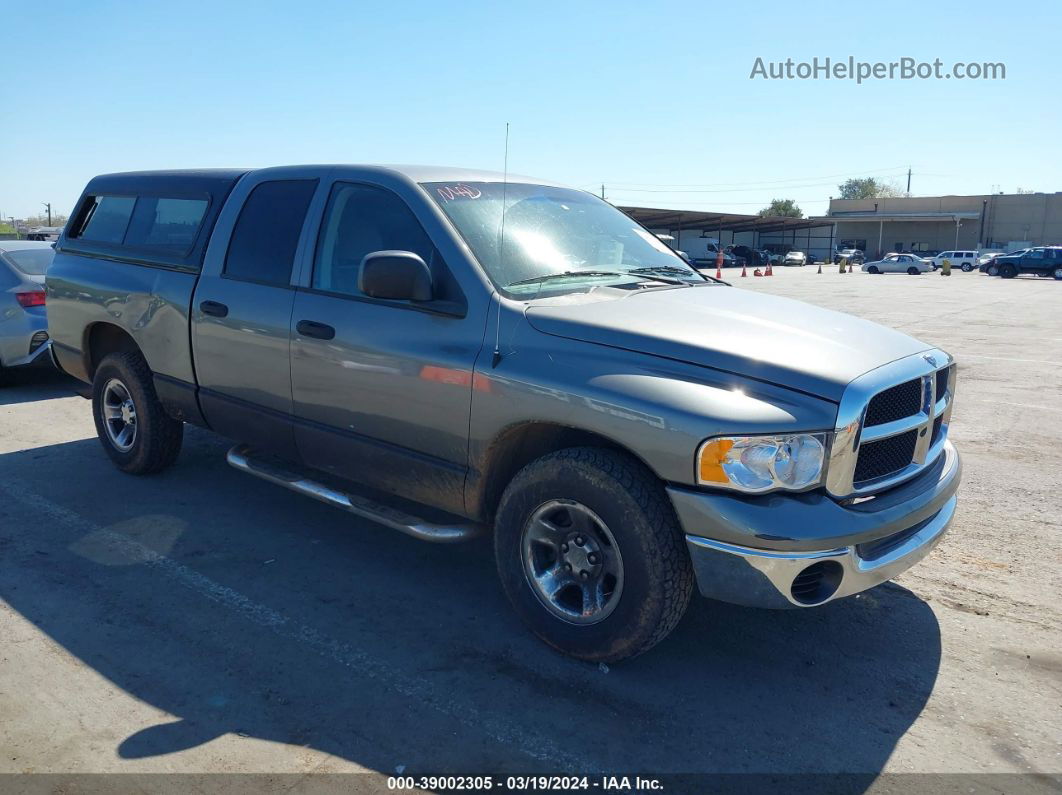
[{"left": 46, "top": 165, "right": 961, "bottom": 662}]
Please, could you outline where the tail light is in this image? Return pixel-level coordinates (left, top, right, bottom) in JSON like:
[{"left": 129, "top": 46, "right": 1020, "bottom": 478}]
[{"left": 16, "top": 291, "right": 46, "bottom": 308}]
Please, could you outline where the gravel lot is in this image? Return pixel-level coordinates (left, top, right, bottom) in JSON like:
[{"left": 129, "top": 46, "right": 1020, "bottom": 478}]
[{"left": 1, "top": 267, "right": 1059, "bottom": 789}]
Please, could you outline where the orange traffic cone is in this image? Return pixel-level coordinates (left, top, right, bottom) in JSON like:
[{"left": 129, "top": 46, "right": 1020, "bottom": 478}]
[
  {"left": 765, "top": 262, "right": 773, "bottom": 276},
  {"left": 740, "top": 264, "right": 748, "bottom": 277},
  {"left": 715, "top": 264, "right": 722, "bottom": 279},
  {"left": 848, "top": 261, "right": 854, "bottom": 273},
  {"left": 753, "top": 268, "right": 763, "bottom": 277}
]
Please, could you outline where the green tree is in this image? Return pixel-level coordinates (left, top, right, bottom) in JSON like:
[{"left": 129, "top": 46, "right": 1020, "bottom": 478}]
[
  {"left": 837, "top": 177, "right": 903, "bottom": 200},
  {"left": 758, "top": 199, "right": 803, "bottom": 218}
]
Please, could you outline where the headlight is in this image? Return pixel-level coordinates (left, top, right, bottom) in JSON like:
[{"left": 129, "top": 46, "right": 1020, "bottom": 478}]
[{"left": 696, "top": 433, "right": 827, "bottom": 493}]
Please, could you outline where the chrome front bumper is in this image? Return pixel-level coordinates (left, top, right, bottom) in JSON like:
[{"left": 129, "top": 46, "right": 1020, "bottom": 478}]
[{"left": 672, "top": 441, "right": 961, "bottom": 609}]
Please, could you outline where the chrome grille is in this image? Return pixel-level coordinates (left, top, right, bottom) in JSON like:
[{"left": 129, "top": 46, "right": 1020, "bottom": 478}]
[
  {"left": 854, "top": 429, "right": 918, "bottom": 483},
  {"left": 864, "top": 378, "right": 922, "bottom": 426},
  {"left": 826, "top": 349, "right": 955, "bottom": 498}
]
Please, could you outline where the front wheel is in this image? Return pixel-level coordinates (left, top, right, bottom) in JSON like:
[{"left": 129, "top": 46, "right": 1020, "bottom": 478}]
[
  {"left": 494, "top": 447, "right": 694, "bottom": 663},
  {"left": 961, "top": 263, "right": 974, "bottom": 272},
  {"left": 1054, "top": 267, "right": 1062, "bottom": 281},
  {"left": 92, "top": 352, "right": 183, "bottom": 474},
  {"left": 867, "top": 266, "right": 880, "bottom": 274},
  {"left": 987, "top": 263, "right": 999, "bottom": 276},
  {"left": 907, "top": 266, "right": 920, "bottom": 275},
  {"left": 999, "top": 263, "right": 1017, "bottom": 279}
]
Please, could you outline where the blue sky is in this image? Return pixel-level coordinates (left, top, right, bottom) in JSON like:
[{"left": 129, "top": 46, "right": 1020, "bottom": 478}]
[{"left": 2, "top": 0, "right": 1058, "bottom": 220}]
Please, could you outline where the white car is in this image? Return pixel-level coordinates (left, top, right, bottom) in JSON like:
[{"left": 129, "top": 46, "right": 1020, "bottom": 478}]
[
  {"left": 783, "top": 251, "right": 807, "bottom": 266},
  {"left": 930, "top": 249, "right": 979, "bottom": 272},
  {"left": 862, "top": 253, "right": 932, "bottom": 275}
]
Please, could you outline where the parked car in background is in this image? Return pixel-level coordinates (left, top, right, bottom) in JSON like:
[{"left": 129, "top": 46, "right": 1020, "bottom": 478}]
[
  {"left": 931, "top": 250, "right": 979, "bottom": 272},
  {"left": 979, "top": 252, "right": 1010, "bottom": 274},
  {"left": 728, "top": 245, "right": 767, "bottom": 266},
  {"left": 992, "top": 247, "right": 1062, "bottom": 279},
  {"left": 862, "top": 253, "right": 932, "bottom": 275},
  {"left": 0, "top": 241, "right": 54, "bottom": 383},
  {"left": 834, "top": 248, "right": 865, "bottom": 265},
  {"left": 696, "top": 243, "right": 743, "bottom": 268},
  {"left": 783, "top": 251, "right": 807, "bottom": 266},
  {"left": 25, "top": 226, "right": 65, "bottom": 242},
  {"left": 46, "top": 164, "right": 962, "bottom": 662}
]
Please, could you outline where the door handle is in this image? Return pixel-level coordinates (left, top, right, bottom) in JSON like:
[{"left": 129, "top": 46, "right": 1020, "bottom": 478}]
[
  {"left": 199, "top": 300, "right": 229, "bottom": 318},
  {"left": 297, "top": 320, "right": 336, "bottom": 340}
]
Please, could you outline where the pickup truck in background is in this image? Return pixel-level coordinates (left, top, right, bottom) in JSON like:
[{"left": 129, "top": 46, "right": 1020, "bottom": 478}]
[{"left": 46, "top": 165, "right": 962, "bottom": 662}]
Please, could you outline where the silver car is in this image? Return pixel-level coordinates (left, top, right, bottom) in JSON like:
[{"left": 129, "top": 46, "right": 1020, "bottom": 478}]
[
  {"left": 862, "top": 253, "right": 933, "bottom": 275},
  {"left": 0, "top": 241, "right": 54, "bottom": 382}
]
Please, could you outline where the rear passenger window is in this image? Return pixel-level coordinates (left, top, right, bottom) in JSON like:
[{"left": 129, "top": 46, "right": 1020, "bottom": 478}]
[
  {"left": 125, "top": 198, "right": 208, "bottom": 252},
  {"left": 224, "top": 180, "right": 317, "bottom": 286},
  {"left": 77, "top": 196, "right": 136, "bottom": 243}
]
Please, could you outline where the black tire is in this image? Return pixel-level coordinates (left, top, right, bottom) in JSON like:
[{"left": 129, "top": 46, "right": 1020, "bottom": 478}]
[
  {"left": 867, "top": 266, "right": 879, "bottom": 274},
  {"left": 961, "top": 263, "right": 974, "bottom": 272},
  {"left": 987, "top": 263, "right": 999, "bottom": 276},
  {"left": 1054, "top": 267, "right": 1062, "bottom": 281},
  {"left": 999, "top": 263, "right": 1017, "bottom": 279},
  {"left": 92, "top": 351, "right": 183, "bottom": 474},
  {"left": 494, "top": 447, "right": 694, "bottom": 663},
  {"left": 907, "top": 266, "right": 920, "bottom": 275}
]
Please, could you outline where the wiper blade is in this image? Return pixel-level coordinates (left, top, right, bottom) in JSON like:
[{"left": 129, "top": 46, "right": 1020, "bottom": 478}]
[
  {"left": 624, "top": 266, "right": 694, "bottom": 284},
  {"left": 507, "top": 270, "right": 626, "bottom": 287}
]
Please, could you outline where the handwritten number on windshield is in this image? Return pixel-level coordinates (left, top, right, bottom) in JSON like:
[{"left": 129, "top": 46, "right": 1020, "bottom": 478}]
[{"left": 436, "top": 184, "right": 482, "bottom": 201}]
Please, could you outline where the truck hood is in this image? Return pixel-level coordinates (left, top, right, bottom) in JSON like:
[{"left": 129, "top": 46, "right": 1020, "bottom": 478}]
[{"left": 524, "top": 285, "right": 932, "bottom": 401}]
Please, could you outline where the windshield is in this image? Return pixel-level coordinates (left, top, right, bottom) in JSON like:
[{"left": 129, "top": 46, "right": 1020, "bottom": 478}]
[
  {"left": 3, "top": 247, "right": 54, "bottom": 275},
  {"left": 423, "top": 182, "right": 703, "bottom": 295}
]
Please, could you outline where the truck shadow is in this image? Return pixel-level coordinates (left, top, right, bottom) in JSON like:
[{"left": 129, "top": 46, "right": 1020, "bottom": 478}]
[
  {"left": 0, "top": 428, "right": 942, "bottom": 781},
  {"left": 0, "top": 368, "right": 81, "bottom": 405}
]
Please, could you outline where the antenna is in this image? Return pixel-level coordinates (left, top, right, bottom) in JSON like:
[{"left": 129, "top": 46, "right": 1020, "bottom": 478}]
[{"left": 491, "top": 122, "right": 510, "bottom": 368}]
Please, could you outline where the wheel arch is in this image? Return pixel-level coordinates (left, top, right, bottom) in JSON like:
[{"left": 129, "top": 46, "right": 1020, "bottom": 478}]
[
  {"left": 83, "top": 322, "right": 143, "bottom": 381},
  {"left": 469, "top": 421, "right": 663, "bottom": 523}
]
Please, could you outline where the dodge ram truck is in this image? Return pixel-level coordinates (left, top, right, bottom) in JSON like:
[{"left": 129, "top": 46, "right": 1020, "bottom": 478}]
[{"left": 46, "top": 165, "right": 962, "bottom": 662}]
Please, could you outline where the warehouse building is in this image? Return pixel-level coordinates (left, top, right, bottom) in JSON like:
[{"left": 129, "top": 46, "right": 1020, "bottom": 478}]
[
  {"left": 827, "top": 192, "right": 1062, "bottom": 258},
  {"left": 622, "top": 191, "right": 1062, "bottom": 263}
]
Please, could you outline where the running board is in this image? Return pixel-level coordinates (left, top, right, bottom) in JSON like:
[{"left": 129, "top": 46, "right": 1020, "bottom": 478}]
[{"left": 226, "top": 444, "right": 485, "bottom": 543}]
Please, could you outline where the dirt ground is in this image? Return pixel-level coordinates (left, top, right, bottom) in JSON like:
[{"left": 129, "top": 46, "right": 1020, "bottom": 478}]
[{"left": 1, "top": 266, "right": 1059, "bottom": 791}]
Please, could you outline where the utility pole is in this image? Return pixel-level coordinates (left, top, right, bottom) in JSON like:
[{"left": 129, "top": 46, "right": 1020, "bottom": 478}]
[
  {"left": 42, "top": 202, "right": 52, "bottom": 226},
  {"left": 600, "top": 184, "right": 606, "bottom": 200},
  {"left": 906, "top": 168, "right": 911, "bottom": 196}
]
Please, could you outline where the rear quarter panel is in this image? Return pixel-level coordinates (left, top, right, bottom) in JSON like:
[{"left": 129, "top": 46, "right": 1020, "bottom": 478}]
[{"left": 46, "top": 250, "right": 197, "bottom": 384}]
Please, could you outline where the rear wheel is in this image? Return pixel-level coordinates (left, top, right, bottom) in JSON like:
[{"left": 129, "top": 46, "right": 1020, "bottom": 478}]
[
  {"left": 999, "top": 263, "right": 1017, "bottom": 279},
  {"left": 961, "top": 263, "right": 974, "bottom": 272},
  {"left": 92, "top": 352, "right": 183, "bottom": 474},
  {"left": 987, "top": 263, "right": 999, "bottom": 276},
  {"left": 907, "top": 266, "right": 920, "bottom": 275},
  {"left": 494, "top": 447, "right": 694, "bottom": 663},
  {"left": 1054, "top": 267, "right": 1062, "bottom": 280}
]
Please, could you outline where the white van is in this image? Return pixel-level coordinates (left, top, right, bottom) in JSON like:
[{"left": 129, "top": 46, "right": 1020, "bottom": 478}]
[{"left": 932, "top": 250, "right": 979, "bottom": 272}]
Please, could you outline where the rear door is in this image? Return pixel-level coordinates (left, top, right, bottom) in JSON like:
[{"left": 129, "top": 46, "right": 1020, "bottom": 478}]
[
  {"left": 192, "top": 169, "right": 330, "bottom": 458},
  {"left": 288, "top": 179, "right": 483, "bottom": 516}
]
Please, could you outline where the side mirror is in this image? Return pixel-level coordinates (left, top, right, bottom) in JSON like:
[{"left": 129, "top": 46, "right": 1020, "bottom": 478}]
[{"left": 358, "top": 250, "right": 433, "bottom": 302}]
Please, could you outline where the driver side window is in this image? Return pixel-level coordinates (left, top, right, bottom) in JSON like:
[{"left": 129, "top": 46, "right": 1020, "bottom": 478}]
[{"left": 313, "top": 183, "right": 450, "bottom": 299}]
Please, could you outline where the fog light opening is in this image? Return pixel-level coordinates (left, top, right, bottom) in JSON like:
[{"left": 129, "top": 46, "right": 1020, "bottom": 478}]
[{"left": 790, "top": 560, "right": 844, "bottom": 605}]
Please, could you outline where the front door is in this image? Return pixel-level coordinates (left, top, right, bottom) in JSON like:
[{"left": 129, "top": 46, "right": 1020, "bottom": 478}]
[
  {"left": 192, "top": 175, "right": 323, "bottom": 458},
  {"left": 289, "top": 180, "right": 482, "bottom": 516}
]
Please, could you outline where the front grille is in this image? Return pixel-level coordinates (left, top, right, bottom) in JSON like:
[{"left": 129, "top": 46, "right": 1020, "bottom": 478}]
[
  {"left": 854, "top": 429, "right": 917, "bottom": 483},
  {"left": 935, "top": 366, "right": 951, "bottom": 399},
  {"left": 931, "top": 415, "right": 944, "bottom": 444},
  {"left": 864, "top": 378, "right": 922, "bottom": 426}
]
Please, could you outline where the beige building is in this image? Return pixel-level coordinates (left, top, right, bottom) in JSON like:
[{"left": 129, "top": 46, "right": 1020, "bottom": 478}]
[{"left": 827, "top": 192, "right": 1062, "bottom": 257}]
